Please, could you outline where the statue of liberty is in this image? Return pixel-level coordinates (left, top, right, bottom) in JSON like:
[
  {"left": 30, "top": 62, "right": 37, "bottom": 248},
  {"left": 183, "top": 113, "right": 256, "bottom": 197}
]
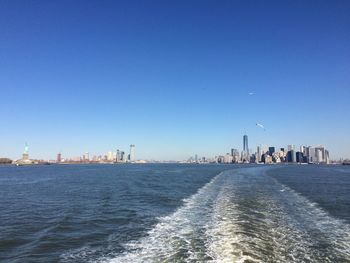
[
  {"left": 24, "top": 142, "right": 29, "bottom": 154},
  {"left": 22, "top": 142, "right": 29, "bottom": 160}
]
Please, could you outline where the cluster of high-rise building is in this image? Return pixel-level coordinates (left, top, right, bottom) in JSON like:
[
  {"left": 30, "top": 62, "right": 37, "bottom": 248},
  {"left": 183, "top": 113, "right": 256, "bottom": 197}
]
[
  {"left": 187, "top": 134, "right": 330, "bottom": 165},
  {"left": 218, "top": 134, "right": 330, "bottom": 164},
  {"left": 56, "top": 144, "right": 136, "bottom": 164},
  {"left": 254, "top": 144, "right": 330, "bottom": 164}
]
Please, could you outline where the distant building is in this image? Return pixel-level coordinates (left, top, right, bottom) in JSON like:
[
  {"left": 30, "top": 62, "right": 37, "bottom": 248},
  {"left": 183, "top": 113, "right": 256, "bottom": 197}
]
[
  {"left": 116, "top": 149, "right": 121, "bottom": 162},
  {"left": 243, "top": 134, "right": 248, "bottom": 153},
  {"left": 303, "top": 146, "right": 310, "bottom": 157},
  {"left": 257, "top": 146, "right": 262, "bottom": 163},
  {"left": 308, "top": 147, "right": 316, "bottom": 163},
  {"left": 129, "top": 145, "right": 135, "bottom": 162},
  {"left": 242, "top": 134, "right": 249, "bottom": 162},
  {"left": 288, "top": 145, "right": 295, "bottom": 152},
  {"left": 325, "top": 150, "right": 330, "bottom": 164},
  {"left": 264, "top": 155, "right": 272, "bottom": 164},
  {"left": 287, "top": 150, "right": 296, "bottom": 163},
  {"left": 261, "top": 145, "right": 269, "bottom": 155},
  {"left": 121, "top": 151, "right": 126, "bottom": 162},
  {"left": 272, "top": 152, "right": 281, "bottom": 163},
  {"left": 57, "top": 153, "right": 62, "bottom": 163},
  {"left": 223, "top": 153, "right": 233, "bottom": 163},
  {"left": 308, "top": 145, "right": 330, "bottom": 163},
  {"left": 296, "top": 152, "right": 304, "bottom": 163},
  {"left": 83, "top": 152, "right": 89, "bottom": 162},
  {"left": 107, "top": 151, "right": 114, "bottom": 161},
  {"left": 315, "top": 146, "right": 326, "bottom": 163},
  {"left": 231, "top": 148, "right": 240, "bottom": 163},
  {"left": 250, "top": 154, "right": 256, "bottom": 163},
  {"left": 216, "top": 155, "right": 224, "bottom": 163},
  {"left": 268, "top": 147, "right": 275, "bottom": 156},
  {"left": 277, "top": 150, "right": 286, "bottom": 161}
]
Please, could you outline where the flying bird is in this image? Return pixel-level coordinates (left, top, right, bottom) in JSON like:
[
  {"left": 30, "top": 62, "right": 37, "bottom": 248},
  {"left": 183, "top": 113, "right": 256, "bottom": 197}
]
[
  {"left": 248, "top": 92, "right": 255, "bottom": 95},
  {"left": 256, "top": 123, "right": 265, "bottom": 131}
]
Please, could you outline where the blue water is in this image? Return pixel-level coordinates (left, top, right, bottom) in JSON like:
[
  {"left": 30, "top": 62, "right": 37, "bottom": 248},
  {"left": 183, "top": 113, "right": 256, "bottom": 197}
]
[{"left": 0, "top": 164, "right": 349, "bottom": 262}]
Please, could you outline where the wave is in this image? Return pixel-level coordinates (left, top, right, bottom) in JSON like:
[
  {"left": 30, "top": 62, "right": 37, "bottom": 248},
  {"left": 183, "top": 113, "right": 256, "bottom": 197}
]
[
  {"left": 206, "top": 168, "right": 350, "bottom": 262},
  {"left": 68, "top": 167, "right": 350, "bottom": 263},
  {"left": 97, "top": 171, "right": 226, "bottom": 263}
]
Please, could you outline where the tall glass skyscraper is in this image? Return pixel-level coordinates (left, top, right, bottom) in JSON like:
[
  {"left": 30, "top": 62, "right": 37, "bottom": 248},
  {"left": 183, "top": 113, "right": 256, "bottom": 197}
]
[
  {"left": 243, "top": 134, "right": 249, "bottom": 154},
  {"left": 242, "top": 134, "right": 249, "bottom": 162},
  {"left": 129, "top": 144, "right": 135, "bottom": 162}
]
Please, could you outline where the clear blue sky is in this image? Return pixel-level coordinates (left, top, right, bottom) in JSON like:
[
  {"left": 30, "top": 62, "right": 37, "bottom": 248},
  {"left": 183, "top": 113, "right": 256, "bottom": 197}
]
[{"left": 1, "top": 0, "right": 349, "bottom": 160}]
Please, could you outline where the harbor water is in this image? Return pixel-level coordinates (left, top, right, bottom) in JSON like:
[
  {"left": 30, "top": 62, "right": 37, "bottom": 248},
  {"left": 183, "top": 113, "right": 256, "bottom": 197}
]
[{"left": 0, "top": 164, "right": 349, "bottom": 262}]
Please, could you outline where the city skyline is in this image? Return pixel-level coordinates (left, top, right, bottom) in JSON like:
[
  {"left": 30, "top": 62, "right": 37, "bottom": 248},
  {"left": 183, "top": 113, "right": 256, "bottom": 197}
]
[
  {"left": 8, "top": 135, "right": 336, "bottom": 163},
  {"left": 1, "top": 1, "right": 350, "bottom": 160}
]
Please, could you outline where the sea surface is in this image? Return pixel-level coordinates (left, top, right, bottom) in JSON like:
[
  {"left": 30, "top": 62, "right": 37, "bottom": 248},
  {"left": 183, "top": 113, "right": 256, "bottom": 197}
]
[{"left": 0, "top": 164, "right": 349, "bottom": 262}]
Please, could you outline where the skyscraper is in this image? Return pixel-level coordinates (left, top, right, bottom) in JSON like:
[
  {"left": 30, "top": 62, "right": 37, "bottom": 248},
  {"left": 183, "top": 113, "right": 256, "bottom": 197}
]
[
  {"left": 296, "top": 152, "right": 304, "bottom": 163},
  {"left": 268, "top": 147, "right": 275, "bottom": 156},
  {"left": 315, "top": 146, "right": 326, "bottom": 163},
  {"left": 308, "top": 147, "right": 316, "bottom": 163},
  {"left": 83, "top": 152, "right": 89, "bottom": 162},
  {"left": 120, "top": 151, "right": 126, "bottom": 162},
  {"left": 242, "top": 134, "right": 249, "bottom": 162},
  {"left": 287, "top": 150, "right": 294, "bottom": 162},
  {"left": 107, "top": 151, "right": 114, "bottom": 161},
  {"left": 257, "top": 146, "right": 262, "bottom": 163},
  {"left": 243, "top": 134, "right": 248, "bottom": 153},
  {"left": 231, "top": 148, "right": 240, "bottom": 163},
  {"left": 325, "top": 150, "right": 330, "bottom": 164},
  {"left": 116, "top": 149, "right": 121, "bottom": 162},
  {"left": 57, "top": 153, "right": 62, "bottom": 163},
  {"left": 129, "top": 144, "right": 135, "bottom": 162}
]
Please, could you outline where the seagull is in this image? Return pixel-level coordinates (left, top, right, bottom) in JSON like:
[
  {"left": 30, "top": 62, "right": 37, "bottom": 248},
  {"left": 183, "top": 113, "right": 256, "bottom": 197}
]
[
  {"left": 248, "top": 92, "right": 255, "bottom": 96},
  {"left": 256, "top": 123, "right": 266, "bottom": 131}
]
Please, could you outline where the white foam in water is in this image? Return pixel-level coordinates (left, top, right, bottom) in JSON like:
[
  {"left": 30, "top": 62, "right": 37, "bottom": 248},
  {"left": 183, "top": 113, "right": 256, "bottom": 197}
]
[
  {"left": 61, "top": 246, "right": 98, "bottom": 262},
  {"left": 259, "top": 169, "right": 350, "bottom": 262},
  {"left": 94, "top": 167, "right": 350, "bottom": 263},
  {"left": 205, "top": 170, "right": 315, "bottom": 262},
  {"left": 206, "top": 182, "right": 263, "bottom": 262},
  {"left": 274, "top": 183, "right": 350, "bottom": 261},
  {"left": 98, "top": 172, "right": 226, "bottom": 263}
]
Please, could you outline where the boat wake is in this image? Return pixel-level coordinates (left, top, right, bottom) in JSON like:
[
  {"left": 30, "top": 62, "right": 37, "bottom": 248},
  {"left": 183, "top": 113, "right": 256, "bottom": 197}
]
[{"left": 67, "top": 167, "right": 350, "bottom": 263}]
